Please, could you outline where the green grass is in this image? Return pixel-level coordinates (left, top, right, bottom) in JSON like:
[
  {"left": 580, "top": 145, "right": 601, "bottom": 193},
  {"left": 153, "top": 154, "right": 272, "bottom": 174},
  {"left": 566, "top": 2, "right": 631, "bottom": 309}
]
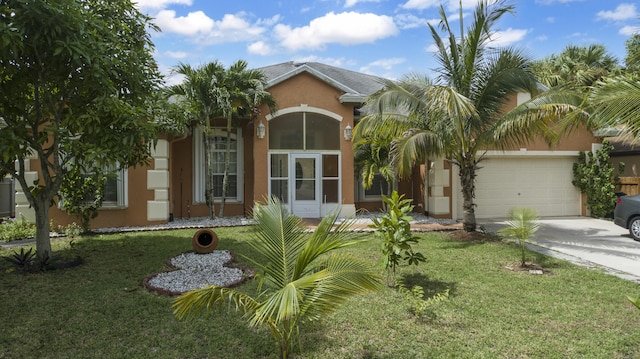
[{"left": 1, "top": 227, "right": 639, "bottom": 358}]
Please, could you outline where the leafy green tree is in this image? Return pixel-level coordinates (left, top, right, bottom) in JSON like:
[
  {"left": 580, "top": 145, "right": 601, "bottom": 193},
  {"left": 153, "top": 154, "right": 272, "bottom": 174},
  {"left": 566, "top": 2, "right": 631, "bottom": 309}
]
[
  {"left": 498, "top": 207, "right": 540, "bottom": 266},
  {"left": 165, "top": 60, "right": 275, "bottom": 217},
  {"left": 356, "top": 0, "right": 581, "bottom": 232},
  {"left": 531, "top": 44, "right": 620, "bottom": 89},
  {"left": 572, "top": 141, "right": 623, "bottom": 218},
  {"left": 0, "top": 0, "right": 162, "bottom": 261},
  {"left": 173, "top": 197, "right": 381, "bottom": 359}
]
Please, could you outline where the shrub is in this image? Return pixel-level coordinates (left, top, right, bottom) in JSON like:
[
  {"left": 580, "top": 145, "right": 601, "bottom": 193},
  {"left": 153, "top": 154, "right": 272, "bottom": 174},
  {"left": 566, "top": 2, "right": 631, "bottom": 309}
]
[
  {"left": 370, "top": 191, "right": 426, "bottom": 286},
  {"left": 0, "top": 214, "right": 36, "bottom": 242},
  {"left": 397, "top": 280, "right": 450, "bottom": 319}
]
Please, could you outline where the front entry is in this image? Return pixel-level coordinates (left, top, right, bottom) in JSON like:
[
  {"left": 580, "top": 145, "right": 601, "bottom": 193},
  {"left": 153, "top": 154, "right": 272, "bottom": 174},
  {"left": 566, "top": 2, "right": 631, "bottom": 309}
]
[
  {"left": 269, "top": 152, "right": 340, "bottom": 218},
  {"left": 291, "top": 154, "right": 320, "bottom": 218}
]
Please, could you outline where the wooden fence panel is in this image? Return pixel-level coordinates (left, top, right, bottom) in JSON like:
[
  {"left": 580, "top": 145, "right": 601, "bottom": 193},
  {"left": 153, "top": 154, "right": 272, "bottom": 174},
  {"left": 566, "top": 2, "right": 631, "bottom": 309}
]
[{"left": 618, "top": 177, "right": 640, "bottom": 196}]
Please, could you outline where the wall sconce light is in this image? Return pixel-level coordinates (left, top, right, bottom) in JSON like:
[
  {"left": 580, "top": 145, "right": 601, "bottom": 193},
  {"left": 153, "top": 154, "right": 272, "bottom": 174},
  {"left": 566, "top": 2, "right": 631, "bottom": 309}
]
[
  {"left": 344, "top": 124, "right": 352, "bottom": 141},
  {"left": 256, "top": 121, "right": 266, "bottom": 139}
]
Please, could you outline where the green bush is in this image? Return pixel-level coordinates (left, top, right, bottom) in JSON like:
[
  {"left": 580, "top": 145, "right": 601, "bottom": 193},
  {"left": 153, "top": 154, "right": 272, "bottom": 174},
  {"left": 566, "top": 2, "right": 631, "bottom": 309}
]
[
  {"left": 370, "top": 191, "right": 426, "bottom": 286},
  {"left": 0, "top": 214, "right": 36, "bottom": 242}
]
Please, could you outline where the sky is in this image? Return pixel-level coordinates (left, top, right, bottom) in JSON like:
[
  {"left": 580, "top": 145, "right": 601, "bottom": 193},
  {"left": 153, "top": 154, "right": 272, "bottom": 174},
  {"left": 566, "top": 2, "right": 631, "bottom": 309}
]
[{"left": 132, "top": 0, "right": 640, "bottom": 85}]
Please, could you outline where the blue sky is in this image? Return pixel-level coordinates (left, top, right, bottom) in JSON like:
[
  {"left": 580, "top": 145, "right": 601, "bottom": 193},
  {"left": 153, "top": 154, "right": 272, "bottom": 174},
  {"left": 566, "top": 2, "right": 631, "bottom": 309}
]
[{"left": 133, "top": 0, "right": 640, "bottom": 85}]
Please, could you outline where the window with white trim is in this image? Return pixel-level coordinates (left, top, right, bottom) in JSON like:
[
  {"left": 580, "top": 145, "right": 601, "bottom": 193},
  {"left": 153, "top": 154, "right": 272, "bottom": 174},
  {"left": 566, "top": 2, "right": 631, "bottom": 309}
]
[
  {"left": 193, "top": 127, "right": 243, "bottom": 203},
  {"left": 355, "top": 172, "right": 393, "bottom": 201}
]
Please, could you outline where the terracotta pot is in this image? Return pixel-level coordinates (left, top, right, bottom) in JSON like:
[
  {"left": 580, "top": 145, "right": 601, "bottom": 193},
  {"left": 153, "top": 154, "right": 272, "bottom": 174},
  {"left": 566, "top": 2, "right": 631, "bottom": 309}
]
[{"left": 191, "top": 229, "right": 218, "bottom": 254}]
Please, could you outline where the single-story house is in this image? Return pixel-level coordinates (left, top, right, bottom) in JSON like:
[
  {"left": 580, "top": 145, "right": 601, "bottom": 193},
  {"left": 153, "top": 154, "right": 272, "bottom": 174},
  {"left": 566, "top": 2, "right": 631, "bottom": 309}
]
[{"left": 13, "top": 61, "right": 600, "bottom": 228}]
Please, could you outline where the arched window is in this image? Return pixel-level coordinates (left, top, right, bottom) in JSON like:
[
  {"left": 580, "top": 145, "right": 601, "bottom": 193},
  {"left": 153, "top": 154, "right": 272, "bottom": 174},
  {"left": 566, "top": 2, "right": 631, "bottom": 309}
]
[{"left": 269, "top": 112, "right": 340, "bottom": 150}]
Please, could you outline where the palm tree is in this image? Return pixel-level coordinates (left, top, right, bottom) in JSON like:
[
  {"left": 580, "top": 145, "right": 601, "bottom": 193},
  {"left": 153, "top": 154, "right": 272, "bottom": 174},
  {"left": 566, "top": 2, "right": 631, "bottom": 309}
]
[
  {"left": 173, "top": 197, "right": 381, "bottom": 359},
  {"left": 165, "top": 61, "right": 226, "bottom": 219},
  {"left": 531, "top": 44, "right": 620, "bottom": 89},
  {"left": 589, "top": 77, "right": 640, "bottom": 138},
  {"left": 353, "top": 133, "right": 395, "bottom": 210},
  {"left": 498, "top": 207, "right": 540, "bottom": 266},
  {"left": 216, "top": 60, "right": 276, "bottom": 217},
  {"left": 165, "top": 61, "right": 276, "bottom": 218},
  {"left": 356, "top": 0, "right": 582, "bottom": 232}
]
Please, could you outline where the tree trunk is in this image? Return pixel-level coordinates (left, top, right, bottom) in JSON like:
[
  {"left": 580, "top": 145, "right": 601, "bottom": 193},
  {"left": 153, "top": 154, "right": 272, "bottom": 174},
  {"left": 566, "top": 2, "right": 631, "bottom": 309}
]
[
  {"left": 203, "top": 131, "right": 216, "bottom": 219},
  {"left": 458, "top": 158, "right": 477, "bottom": 232},
  {"left": 33, "top": 197, "right": 52, "bottom": 262},
  {"left": 219, "top": 114, "right": 232, "bottom": 217}
]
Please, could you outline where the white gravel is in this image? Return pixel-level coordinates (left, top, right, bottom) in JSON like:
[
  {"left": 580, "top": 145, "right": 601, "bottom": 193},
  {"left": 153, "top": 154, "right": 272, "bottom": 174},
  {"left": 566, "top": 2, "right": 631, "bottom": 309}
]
[{"left": 145, "top": 250, "right": 246, "bottom": 295}]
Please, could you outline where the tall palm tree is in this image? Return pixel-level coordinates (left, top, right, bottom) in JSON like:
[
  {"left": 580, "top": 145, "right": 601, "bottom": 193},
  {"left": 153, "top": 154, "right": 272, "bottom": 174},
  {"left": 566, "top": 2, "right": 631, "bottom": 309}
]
[
  {"left": 355, "top": 0, "right": 583, "bottom": 232},
  {"left": 216, "top": 60, "right": 276, "bottom": 217},
  {"left": 173, "top": 197, "right": 381, "bottom": 359},
  {"left": 165, "top": 61, "right": 276, "bottom": 218},
  {"left": 589, "top": 77, "right": 640, "bottom": 138},
  {"left": 165, "top": 62, "right": 226, "bottom": 219}
]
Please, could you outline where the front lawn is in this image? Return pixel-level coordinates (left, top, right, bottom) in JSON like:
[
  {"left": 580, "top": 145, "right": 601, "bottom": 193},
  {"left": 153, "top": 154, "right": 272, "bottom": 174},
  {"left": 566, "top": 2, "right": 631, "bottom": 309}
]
[{"left": 1, "top": 227, "right": 638, "bottom": 358}]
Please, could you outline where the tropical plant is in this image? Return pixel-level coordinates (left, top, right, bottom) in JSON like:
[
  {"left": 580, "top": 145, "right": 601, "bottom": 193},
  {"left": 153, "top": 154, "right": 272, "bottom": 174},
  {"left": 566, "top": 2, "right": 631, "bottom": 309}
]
[
  {"left": 498, "top": 207, "right": 540, "bottom": 266},
  {"left": 353, "top": 133, "right": 395, "bottom": 210},
  {"left": 396, "top": 280, "right": 449, "bottom": 319},
  {"left": 3, "top": 247, "right": 36, "bottom": 272},
  {"left": 531, "top": 44, "right": 621, "bottom": 89},
  {"left": 589, "top": 76, "right": 640, "bottom": 139},
  {"left": 173, "top": 197, "right": 381, "bottom": 359},
  {"left": 370, "top": 191, "right": 425, "bottom": 285},
  {"left": 165, "top": 60, "right": 276, "bottom": 218},
  {"left": 0, "top": 0, "right": 162, "bottom": 262},
  {"left": 355, "top": 0, "right": 583, "bottom": 232},
  {"left": 572, "top": 141, "right": 624, "bottom": 218}
]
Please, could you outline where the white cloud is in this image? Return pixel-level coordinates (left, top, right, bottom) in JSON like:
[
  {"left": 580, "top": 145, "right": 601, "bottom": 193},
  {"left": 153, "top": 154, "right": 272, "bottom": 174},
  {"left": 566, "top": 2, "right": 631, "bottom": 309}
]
[
  {"left": 401, "top": 0, "right": 488, "bottom": 11},
  {"left": 275, "top": 12, "right": 398, "bottom": 50},
  {"left": 620, "top": 25, "right": 640, "bottom": 36},
  {"left": 165, "top": 51, "right": 188, "bottom": 59},
  {"left": 155, "top": 10, "right": 214, "bottom": 36},
  {"left": 134, "top": 0, "right": 192, "bottom": 11},
  {"left": 546, "top": 17, "right": 555, "bottom": 23},
  {"left": 394, "top": 14, "right": 429, "bottom": 29},
  {"left": 345, "top": 0, "right": 381, "bottom": 8},
  {"left": 360, "top": 57, "right": 405, "bottom": 73},
  {"left": 597, "top": 3, "right": 638, "bottom": 21},
  {"left": 247, "top": 41, "right": 273, "bottom": 55},
  {"left": 488, "top": 28, "right": 529, "bottom": 47},
  {"left": 155, "top": 12, "right": 268, "bottom": 45}
]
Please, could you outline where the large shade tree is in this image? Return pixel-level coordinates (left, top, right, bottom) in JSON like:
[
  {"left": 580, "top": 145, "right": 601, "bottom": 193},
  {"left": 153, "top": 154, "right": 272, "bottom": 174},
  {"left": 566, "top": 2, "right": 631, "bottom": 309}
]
[
  {"left": 355, "top": 0, "right": 584, "bottom": 231},
  {"left": 0, "top": 0, "right": 162, "bottom": 261},
  {"left": 165, "top": 60, "right": 275, "bottom": 218}
]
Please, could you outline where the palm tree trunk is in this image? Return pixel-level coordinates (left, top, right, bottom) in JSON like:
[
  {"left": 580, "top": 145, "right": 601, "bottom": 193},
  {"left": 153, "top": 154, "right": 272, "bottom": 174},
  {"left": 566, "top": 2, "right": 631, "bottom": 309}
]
[
  {"left": 219, "top": 114, "right": 232, "bottom": 217},
  {"left": 458, "top": 158, "right": 477, "bottom": 232},
  {"left": 203, "top": 132, "right": 216, "bottom": 219}
]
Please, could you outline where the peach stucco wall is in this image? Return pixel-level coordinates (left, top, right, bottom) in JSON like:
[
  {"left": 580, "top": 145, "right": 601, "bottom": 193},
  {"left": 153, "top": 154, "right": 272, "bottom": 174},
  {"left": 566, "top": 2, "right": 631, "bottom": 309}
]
[{"left": 253, "top": 72, "right": 357, "bottom": 207}]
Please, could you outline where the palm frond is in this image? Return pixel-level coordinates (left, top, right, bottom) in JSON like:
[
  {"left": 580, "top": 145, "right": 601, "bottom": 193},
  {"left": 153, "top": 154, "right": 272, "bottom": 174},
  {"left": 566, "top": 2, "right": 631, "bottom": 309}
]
[
  {"left": 590, "top": 77, "right": 640, "bottom": 138},
  {"left": 173, "top": 285, "right": 259, "bottom": 321}
]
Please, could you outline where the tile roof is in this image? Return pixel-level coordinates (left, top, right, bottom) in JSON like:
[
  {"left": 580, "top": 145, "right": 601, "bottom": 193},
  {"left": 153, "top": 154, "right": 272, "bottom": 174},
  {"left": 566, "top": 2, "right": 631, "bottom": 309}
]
[{"left": 256, "top": 61, "right": 386, "bottom": 103}]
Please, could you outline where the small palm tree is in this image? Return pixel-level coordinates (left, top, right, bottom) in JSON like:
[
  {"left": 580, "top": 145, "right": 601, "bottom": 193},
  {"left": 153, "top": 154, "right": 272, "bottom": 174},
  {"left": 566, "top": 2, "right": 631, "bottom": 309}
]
[
  {"left": 498, "top": 207, "right": 540, "bottom": 267},
  {"left": 173, "top": 197, "right": 381, "bottom": 359}
]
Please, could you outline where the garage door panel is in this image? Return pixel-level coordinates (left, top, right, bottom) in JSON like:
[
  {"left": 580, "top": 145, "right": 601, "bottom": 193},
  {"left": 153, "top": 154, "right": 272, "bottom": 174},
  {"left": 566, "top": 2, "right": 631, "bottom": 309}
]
[{"left": 458, "top": 157, "right": 580, "bottom": 219}]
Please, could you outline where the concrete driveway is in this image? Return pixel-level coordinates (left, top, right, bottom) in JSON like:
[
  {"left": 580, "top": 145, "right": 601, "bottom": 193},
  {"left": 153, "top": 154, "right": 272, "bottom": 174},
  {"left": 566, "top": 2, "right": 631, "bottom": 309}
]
[{"left": 481, "top": 217, "right": 640, "bottom": 283}]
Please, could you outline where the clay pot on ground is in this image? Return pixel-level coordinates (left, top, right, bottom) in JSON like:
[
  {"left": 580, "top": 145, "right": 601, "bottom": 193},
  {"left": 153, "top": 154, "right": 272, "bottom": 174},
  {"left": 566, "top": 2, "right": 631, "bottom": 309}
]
[{"left": 192, "top": 229, "right": 219, "bottom": 254}]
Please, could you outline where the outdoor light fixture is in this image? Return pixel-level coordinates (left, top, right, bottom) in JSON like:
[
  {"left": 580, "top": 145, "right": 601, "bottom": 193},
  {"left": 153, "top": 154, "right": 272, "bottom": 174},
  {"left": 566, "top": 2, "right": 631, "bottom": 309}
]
[
  {"left": 256, "top": 121, "right": 266, "bottom": 139},
  {"left": 344, "top": 124, "right": 352, "bottom": 141}
]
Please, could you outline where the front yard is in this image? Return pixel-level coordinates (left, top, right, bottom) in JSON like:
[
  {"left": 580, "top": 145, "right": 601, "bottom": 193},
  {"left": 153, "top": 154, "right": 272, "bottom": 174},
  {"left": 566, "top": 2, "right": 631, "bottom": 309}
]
[{"left": 1, "top": 226, "right": 638, "bottom": 358}]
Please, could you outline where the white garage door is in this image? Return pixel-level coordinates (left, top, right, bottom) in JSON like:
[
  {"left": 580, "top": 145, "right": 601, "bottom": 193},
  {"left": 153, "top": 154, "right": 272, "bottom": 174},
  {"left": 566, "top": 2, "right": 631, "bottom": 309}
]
[{"left": 456, "top": 157, "right": 581, "bottom": 219}]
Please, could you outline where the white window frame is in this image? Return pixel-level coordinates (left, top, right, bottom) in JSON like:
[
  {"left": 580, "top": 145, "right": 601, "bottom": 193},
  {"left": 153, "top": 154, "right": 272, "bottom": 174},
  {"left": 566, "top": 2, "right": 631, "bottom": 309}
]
[
  {"left": 193, "top": 126, "right": 244, "bottom": 204},
  {"left": 57, "top": 166, "right": 128, "bottom": 209}
]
